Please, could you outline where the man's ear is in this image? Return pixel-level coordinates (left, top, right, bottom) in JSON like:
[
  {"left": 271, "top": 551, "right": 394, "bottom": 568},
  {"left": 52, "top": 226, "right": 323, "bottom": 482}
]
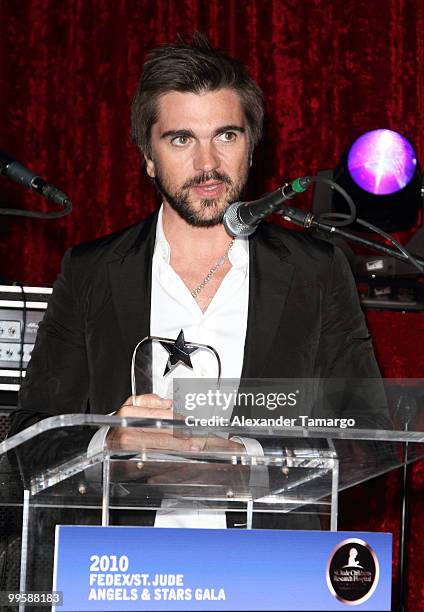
[{"left": 144, "top": 152, "right": 156, "bottom": 178}]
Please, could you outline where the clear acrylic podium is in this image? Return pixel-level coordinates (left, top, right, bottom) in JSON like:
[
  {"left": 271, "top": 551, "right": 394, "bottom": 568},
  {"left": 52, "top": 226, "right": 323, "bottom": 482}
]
[{"left": 0, "top": 380, "right": 423, "bottom": 611}]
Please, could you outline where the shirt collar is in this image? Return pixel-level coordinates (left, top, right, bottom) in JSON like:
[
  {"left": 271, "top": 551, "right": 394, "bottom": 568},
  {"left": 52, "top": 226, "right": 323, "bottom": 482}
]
[
  {"left": 154, "top": 204, "right": 249, "bottom": 269},
  {"left": 154, "top": 205, "right": 171, "bottom": 263}
]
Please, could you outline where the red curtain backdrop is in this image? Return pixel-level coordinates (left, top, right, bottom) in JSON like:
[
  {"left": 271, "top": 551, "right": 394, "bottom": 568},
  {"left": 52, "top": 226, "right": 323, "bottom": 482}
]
[{"left": 0, "top": 0, "right": 423, "bottom": 608}]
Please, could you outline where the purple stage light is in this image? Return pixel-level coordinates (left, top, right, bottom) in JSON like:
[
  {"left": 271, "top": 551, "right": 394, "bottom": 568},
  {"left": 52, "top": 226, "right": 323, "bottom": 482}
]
[{"left": 347, "top": 129, "right": 417, "bottom": 195}]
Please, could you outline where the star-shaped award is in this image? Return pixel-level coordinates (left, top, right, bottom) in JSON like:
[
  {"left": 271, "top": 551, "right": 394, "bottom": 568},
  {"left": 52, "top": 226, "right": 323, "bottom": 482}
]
[{"left": 159, "top": 329, "right": 200, "bottom": 376}]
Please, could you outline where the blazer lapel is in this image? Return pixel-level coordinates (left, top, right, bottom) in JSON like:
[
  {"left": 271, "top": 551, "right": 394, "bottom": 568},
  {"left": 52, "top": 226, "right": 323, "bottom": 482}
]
[
  {"left": 241, "top": 225, "right": 295, "bottom": 379},
  {"left": 107, "top": 211, "right": 158, "bottom": 360}
]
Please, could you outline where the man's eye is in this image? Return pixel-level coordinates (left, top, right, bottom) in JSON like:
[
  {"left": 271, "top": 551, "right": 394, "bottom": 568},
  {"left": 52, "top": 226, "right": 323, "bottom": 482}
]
[
  {"left": 217, "top": 131, "right": 237, "bottom": 143},
  {"left": 171, "top": 135, "right": 190, "bottom": 146}
]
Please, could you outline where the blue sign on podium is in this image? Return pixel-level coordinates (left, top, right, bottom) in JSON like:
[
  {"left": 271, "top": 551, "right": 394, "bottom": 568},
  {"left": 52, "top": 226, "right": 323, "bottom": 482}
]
[{"left": 53, "top": 526, "right": 392, "bottom": 611}]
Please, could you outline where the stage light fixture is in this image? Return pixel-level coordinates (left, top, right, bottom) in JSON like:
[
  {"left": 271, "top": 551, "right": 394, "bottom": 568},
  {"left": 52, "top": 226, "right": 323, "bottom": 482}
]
[
  {"left": 347, "top": 129, "right": 417, "bottom": 196},
  {"left": 312, "top": 129, "right": 424, "bottom": 294},
  {"left": 324, "top": 129, "right": 422, "bottom": 232}
]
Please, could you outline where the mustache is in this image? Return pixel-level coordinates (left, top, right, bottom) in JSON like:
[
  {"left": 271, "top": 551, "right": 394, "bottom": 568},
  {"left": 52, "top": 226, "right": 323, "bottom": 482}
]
[{"left": 182, "top": 171, "right": 232, "bottom": 189}]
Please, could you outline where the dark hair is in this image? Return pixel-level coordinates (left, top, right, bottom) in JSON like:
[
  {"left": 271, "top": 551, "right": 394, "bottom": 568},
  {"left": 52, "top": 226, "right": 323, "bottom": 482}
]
[{"left": 131, "top": 33, "right": 263, "bottom": 159}]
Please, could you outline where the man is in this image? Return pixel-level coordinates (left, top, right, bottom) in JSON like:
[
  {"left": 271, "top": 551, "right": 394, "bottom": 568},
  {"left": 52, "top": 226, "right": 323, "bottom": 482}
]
[{"left": 9, "top": 34, "right": 388, "bottom": 527}]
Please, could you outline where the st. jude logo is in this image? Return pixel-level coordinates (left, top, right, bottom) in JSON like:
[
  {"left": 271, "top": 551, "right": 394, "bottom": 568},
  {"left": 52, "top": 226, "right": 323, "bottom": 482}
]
[{"left": 326, "top": 538, "right": 379, "bottom": 604}]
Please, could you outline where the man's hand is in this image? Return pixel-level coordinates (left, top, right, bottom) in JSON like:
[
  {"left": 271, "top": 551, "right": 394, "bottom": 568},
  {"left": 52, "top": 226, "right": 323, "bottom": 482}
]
[
  {"left": 106, "top": 393, "right": 203, "bottom": 453},
  {"left": 106, "top": 394, "right": 245, "bottom": 456},
  {"left": 114, "top": 393, "right": 173, "bottom": 418}
]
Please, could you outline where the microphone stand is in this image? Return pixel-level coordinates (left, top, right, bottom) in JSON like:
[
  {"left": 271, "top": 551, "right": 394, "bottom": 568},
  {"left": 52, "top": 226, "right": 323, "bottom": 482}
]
[
  {"left": 278, "top": 204, "right": 424, "bottom": 268},
  {"left": 393, "top": 392, "right": 417, "bottom": 612}
]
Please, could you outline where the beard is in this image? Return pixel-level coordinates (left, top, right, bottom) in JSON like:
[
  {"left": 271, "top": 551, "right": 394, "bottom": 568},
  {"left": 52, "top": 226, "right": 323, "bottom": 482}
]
[{"left": 152, "top": 162, "right": 249, "bottom": 228}]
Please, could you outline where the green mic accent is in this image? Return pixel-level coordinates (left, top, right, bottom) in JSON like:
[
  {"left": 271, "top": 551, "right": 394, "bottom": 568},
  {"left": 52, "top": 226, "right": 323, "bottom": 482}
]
[{"left": 291, "top": 178, "right": 308, "bottom": 193}]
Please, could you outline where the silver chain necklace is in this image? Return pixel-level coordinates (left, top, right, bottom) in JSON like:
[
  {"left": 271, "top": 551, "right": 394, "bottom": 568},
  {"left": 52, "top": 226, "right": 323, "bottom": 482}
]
[{"left": 191, "top": 239, "right": 235, "bottom": 298}]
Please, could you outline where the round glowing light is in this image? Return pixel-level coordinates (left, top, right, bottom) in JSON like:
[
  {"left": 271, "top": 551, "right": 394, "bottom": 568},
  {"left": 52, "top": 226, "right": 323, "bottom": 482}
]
[{"left": 347, "top": 129, "right": 417, "bottom": 195}]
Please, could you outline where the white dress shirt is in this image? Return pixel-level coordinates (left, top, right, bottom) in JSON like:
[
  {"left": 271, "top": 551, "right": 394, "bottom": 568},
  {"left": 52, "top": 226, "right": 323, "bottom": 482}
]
[{"left": 150, "top": 205, "right": 249, "bottom": 396}]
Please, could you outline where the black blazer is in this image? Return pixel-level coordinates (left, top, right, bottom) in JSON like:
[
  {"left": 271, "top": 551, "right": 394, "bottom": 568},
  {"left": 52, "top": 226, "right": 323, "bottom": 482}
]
[{"left": 11, "top": 209, "right": 388, "bottom": 436}]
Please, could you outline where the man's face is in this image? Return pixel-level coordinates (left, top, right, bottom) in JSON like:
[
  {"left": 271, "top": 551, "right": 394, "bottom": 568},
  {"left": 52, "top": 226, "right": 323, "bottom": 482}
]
[{"left": 145, "top": 89, "right": 251, "bottom": 227}]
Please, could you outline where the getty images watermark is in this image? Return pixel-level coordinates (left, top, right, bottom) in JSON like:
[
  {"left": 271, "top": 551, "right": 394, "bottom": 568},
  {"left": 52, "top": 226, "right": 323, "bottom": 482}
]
[{"left": 173, "top": 379, "right": 358, "bottom": 430}]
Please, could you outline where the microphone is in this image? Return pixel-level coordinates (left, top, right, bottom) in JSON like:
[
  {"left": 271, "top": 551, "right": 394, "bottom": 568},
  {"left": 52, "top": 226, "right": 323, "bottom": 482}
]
[
  {"left": 0, "top": 149, "right": 71, "bottom": 208},
  {"left": 223, "top": 176, "right": 312, "bottom": 237}
]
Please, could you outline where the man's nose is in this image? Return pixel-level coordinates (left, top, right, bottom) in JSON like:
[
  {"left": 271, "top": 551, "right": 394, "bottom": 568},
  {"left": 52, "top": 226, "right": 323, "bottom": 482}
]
[{"left": 193, "top": 142, "right": 220, "bottom": 172}]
